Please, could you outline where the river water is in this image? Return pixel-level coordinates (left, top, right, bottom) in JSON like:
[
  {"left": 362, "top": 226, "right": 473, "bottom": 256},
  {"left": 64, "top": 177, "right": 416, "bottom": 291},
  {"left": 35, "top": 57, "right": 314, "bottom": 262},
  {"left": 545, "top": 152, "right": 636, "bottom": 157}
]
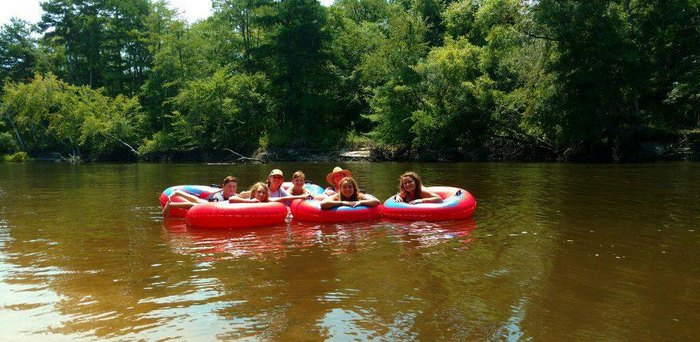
[{"left": 0, "top": 162, "right": 698, "bottom": 340}]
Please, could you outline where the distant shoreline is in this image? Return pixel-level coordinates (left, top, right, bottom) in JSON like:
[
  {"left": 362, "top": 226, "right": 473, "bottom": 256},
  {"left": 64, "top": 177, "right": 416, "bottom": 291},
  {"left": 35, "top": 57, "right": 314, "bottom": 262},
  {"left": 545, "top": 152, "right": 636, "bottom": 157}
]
[{"left": 4, "top": 139, "right": 699, "bottom": 164}]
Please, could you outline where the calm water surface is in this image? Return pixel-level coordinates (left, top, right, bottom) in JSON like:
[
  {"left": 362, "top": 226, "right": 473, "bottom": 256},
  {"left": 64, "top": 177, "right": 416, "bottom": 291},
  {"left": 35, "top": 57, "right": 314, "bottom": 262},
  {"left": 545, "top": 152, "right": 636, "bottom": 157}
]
[{"left": 0, "top": 162, "right": 698, "bottom": 340}]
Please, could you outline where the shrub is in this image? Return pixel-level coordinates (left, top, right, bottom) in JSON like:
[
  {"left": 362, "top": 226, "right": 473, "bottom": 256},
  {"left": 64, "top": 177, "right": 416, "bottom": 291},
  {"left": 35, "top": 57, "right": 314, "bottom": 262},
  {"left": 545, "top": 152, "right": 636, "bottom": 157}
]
[{"left": 4, "top": 151, "right": 29, "bottom": 162}]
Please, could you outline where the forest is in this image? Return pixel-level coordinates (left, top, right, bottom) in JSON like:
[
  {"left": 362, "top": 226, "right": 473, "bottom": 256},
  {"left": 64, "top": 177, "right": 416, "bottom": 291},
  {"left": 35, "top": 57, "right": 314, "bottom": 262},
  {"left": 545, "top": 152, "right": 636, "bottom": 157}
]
[{"left": 0, "top": 0, "right": 698, "bottom": 162}]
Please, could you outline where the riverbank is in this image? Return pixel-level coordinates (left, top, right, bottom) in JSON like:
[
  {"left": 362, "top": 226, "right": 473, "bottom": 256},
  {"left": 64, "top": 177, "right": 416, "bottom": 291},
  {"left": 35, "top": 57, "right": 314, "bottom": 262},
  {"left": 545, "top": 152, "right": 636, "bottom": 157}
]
[
  {"left": 257, "top": 130, "right": 700, "bottom": 162},
  {"left": 3, "top": 130, "right": 699, "bottom": 163}
]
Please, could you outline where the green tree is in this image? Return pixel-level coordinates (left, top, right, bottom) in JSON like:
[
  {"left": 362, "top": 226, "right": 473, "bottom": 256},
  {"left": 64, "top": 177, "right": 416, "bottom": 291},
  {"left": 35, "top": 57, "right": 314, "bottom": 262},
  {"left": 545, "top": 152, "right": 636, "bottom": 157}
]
[
  {"left": 100, "top": 0, "right": 153, "bottom": 96},
  {"left": 0, "top": 18, "right": 46, "bottom": 85},
  {"left": 444, "top": 0, "right": 481, "bottom": 44},
  {"left": 410, "top": 0, "right": 448, "bottom": 47},
  {"left": 473, "top": 0, "right": 557, "bottom": 158},
  {"left": 140, "top": 68, "right": 270, "bottom": 159},
  {"left": 141, "top": 5, "right": 220, "bottom": 133},
  {"left": 531, "top": 0, "right": 674, "bottom": 158},
  {"left": 1, "top": 73, "right": 144, "bottom": 160},
  {"left": 325, "top": 7, "right": 385, "bottom": 136},
  {"left": 80, "top": 93, "right": 144, "bottom": 160},
  {"left": 361, "top": 5, "right": 428, "bottom": 146},
  {"left": 411, "top": 39, "right": 494, "bottom": 154},
  {"left": 212, "top": 0, "right": 272, "bottom": 73},
  {"left": 333, "top": 0, "right": 390, "bottom": 23},
  {"left": 39, "top": 0, "right": 154, "bottom": 95},
  {"left": 40, "top": 0, "right": 107, "bottom": 88},
  {"left": 140, "top": 1, "right": 182, "bottom": 132},
  {"left": 258, "top": 0, "right": 338, "bottom": 146},
  {"left": 636, "top": 0, "right": 700, "bottom": 128}
]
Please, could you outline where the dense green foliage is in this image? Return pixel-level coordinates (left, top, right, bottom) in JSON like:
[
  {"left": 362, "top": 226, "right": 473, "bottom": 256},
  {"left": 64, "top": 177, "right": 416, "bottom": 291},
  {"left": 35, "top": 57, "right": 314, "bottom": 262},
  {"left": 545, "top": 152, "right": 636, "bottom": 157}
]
[
  {"left": 3, "top": 151, "right": 29, "bottom": 162},
  {"left": 1, "top": 74, "right": 144, "bottom": 160},
  {"left": 0, "top": 0, "right": 698, "bottom": 161}
]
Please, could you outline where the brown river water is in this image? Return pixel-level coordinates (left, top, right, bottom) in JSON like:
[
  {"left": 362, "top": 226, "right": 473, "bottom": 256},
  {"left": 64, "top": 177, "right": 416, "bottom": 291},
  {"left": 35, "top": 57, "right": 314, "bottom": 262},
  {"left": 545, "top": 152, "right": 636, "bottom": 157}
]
[{"left": 0, "top": 162, "right": 698, "bottom": 340}]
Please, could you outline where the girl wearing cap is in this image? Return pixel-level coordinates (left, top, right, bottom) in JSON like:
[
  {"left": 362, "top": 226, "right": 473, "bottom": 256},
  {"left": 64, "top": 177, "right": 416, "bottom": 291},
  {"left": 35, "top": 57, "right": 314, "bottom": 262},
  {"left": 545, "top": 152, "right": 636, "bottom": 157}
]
[
  {"left": 266, "top": 169, "right": 289, "bottom": 198},
  {"left": 393, "top": 171, "right": 442, "bottom": 204},
  {"left": 321, "top": 177, "right": 380, "bottom": 209},
  {"left": 162, "top": 176, "right": 239, "bottom": 217}
]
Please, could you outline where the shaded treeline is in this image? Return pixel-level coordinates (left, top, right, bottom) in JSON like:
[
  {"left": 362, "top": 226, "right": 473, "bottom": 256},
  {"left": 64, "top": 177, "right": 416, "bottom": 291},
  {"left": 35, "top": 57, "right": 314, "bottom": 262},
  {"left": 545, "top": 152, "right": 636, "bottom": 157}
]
[{"left": 0, "top": 0, "right": 698, "bottom": 162}]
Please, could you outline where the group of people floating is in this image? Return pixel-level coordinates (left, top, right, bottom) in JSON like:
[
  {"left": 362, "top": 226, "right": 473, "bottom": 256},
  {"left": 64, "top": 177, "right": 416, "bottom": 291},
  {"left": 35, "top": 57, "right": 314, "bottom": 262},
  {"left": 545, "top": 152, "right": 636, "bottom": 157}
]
[{"left": 162, "top": 166, "right": 444, "bottom": 217}]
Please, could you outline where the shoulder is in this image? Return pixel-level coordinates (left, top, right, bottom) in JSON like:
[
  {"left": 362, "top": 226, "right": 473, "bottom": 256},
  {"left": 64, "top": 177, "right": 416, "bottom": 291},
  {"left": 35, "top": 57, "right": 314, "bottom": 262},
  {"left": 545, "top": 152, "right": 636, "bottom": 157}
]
[
  {"left": 207, "top": 190, "right": 224, "bottom": 202},
  {"left": 271, "top": 188, "right": 288, "bottom": 197},
  {"left": 421, "top": 189, "right": 438, "bottom": 198},
  {"left": 292, "top": 188, "right": 308, "bottom": 195}
]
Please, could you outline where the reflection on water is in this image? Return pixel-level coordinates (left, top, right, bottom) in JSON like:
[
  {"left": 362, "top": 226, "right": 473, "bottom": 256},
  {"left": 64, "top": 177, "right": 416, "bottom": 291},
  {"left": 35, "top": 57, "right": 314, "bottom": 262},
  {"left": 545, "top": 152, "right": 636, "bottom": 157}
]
[
  {"left": 1, "top": 162, "right": 699, "bottom": 340},
  {"left": 162, "top": 219, "right": 476, "bottom": 262}
]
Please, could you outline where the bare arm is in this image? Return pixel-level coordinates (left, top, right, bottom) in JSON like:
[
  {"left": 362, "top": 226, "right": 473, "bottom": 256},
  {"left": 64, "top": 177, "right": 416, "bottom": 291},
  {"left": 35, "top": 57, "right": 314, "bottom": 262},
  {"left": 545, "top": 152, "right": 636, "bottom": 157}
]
[
  {"left": 236, "top": 191, "right": 252, "bottom": 199},
  {"left": 228, "top": 193, "right": 260, "bottom": 203},
  {"left": 163, "top": 190, "right": 203, "bottom": 217},
  {"left": 320, "top": 194, "right": 348, "bottom": 209},
  {"left": 321, "top": 194, "right": 380, "bottom": 209},
  {"left": 357, "top": 194, "right": 380, "bottom": 207},
  {"left": 409, "top": 190, "right": 443, "bottom": 204},
  {"left": 270, "top": 194, "right": 310, "bottom": 202},
  {"left": 170, "top": 189, "right": 206, "bottom": 203}
]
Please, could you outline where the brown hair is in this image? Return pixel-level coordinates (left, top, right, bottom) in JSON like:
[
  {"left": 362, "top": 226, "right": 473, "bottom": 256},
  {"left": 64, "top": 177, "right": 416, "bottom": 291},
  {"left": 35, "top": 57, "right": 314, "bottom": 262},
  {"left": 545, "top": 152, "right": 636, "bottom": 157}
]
[
  {"left": 338, "top": 177, "right": 359, "bottom": 201},
  {"left": 222, "top": 176, "right": 238, "bottom": 187},
  {"left": 249, "top": 182, "right": 270, "bottom": 202},
  {"left": 399, "top": 172, "right": 423, "bottom": 201},
  {"left": 292, "top": 171, "right": 305, "bottom": 180}
]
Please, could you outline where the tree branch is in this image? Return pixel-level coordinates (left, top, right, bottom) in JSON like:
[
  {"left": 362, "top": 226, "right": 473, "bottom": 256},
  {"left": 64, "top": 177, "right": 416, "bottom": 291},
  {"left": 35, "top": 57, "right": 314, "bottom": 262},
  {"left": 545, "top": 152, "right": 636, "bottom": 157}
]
[
  {"left": 104, "top": 132, "right": 140, "bottom": 157},
  {"left": 224, "top": 148, "right": 265, "bottom": 163}
]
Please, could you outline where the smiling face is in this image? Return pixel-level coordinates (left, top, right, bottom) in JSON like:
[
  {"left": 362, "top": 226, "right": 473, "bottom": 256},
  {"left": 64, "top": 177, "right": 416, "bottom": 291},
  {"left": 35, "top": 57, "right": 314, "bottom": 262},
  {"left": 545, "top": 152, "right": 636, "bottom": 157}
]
[
  {"left": 398, "top": 172, "right": 422, "bottom": 197},
  {"left": 339, "top": 180, "right": 356, "bottom": 198},
  {"left": 401, "top": 176, "right": 416, "bottom": 193}
]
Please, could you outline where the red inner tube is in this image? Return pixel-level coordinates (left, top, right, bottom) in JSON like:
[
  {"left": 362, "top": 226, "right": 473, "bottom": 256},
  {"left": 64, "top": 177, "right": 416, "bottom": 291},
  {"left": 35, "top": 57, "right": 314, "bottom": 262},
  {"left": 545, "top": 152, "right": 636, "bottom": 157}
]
[
  {"left": 382, "top": 186, "right": 476, "bottom": 221},
  {"left": 159, "top": 185, "right": 220, "bottom": 217},
  {"left": 186, "top": 201, "right": 289, "bottom": 229},
  {"left": 290, "top": 196, "right": 383, "bottom": 223}
]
